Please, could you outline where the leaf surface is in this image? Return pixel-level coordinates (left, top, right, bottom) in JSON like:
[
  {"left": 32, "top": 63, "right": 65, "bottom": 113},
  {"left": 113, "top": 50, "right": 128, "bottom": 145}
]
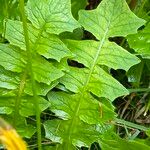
[
  {"left": 43, "top": 119, "right": 110, "bottom": 148},
  {"left": 0, "top": 66, "right": 19, "bottom": 90},
  {"left": 6, "top": 20, "right": 72, "bottom": 61},
  {"left": 59, "top": 67, "right": 129, "bottom": 101},
  {"left": 79, "top": 0, "right": 145, "bottom": 40},
  {"left": 127, "top": 23, "right": 150, "bottom": 59},
  {"left": 64, "top": 39, "right": 140, "bottom": 71},
  {"left": 0, "top": 44, "right": 64, "bottom": 84},
  {"left": 46, "top": 0, "right": 145, "bottom": 149},
  {"left": 71, "top": 0, "right": 87, "bottom": 19},
  {"left": 0, "top": 95, "right": 49, "bottom": 117},
  {"left": 48, "top": 92, "right": 115, "bottom": 124},
  {"left": 100, "top": 132, "right": 150, "bottom": 150},
  {"left": 27, "top": 0, "right": 80, "bottom": 34}
]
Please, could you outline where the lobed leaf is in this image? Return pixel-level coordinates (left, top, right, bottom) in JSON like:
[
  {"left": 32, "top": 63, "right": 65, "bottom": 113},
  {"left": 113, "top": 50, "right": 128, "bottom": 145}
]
[
  {"left": 0, "top": 44, "right": 64, "bottom": 85},
  {"left": 26, "top": 0, "right": 80, "bottom": 34},
  {"left": 0, "top": 0, "right": 148, "bottom": 149},
  {"left": 45, "top": 0, "right": 146, "bottom": 149},
  {"left": 64, "top": 39, "right": 140, "bottom": 71},
  {"left": 5, "top": 20, "right": 73, "bottom": 62},
  {"left": 78, "top": 0, "right": 145, "bottom": 40},
  {"left": 59, "top": 67, "right": 129, "bottom": 101}
]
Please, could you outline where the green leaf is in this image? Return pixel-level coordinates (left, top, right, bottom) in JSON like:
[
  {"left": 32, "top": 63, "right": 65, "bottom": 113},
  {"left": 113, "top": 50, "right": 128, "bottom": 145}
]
[
  {"left": 32, "top": 56, "right": 64, "bottom": 84},
  {"left": 0, "top": 66, "right": 19, "bottom": 89},
  {"left": 45, "top": 0, "right": 145, "bottom": 149},
  {"left": 59, "top": 28, "right": 84, "bottom": 40},
  {"left": 48, "top": 92, "right": 116, "bottom": 124},
  {"left": 0, "top": 107, "right": 12, "bottom": 114},
  {"left": 20, "top": 96, "right": 49, "bottom": 117},
  {"left": 18, "top": 124, "right": 36, "bottom": 139},
  {"left": 71, "top": 0, "right": 88, "bottom": 19},
  {"left": 0, "top": 44, "right": 64, "bottom": 84},
  {"left": 43, "top": 119, "right": 110, "bottom": 148},
  {"left": 60, "top": 67, "right": 128, "bottom": 101},
  {"left": 0, "top": 0, "right": 19, "bottom": 34},
  {"left": 5, "top": 115, "right": 36, "bottom": 138},
  {"left": 0, "top": 95, "right": 49, "bottom": 117},
  {"left": 127, "top": 23, "right": 150, "bottom": 59},
  {"left": 79, "top": 0, "right": 145, "bottom": 40},
  {"left": 24, "top": 80, "right": 58, "bottom": 96},
  {"left": 0, "top": 44, "right": 26, "bottom": 72},
  {"left": 0, "top": 0, "right": 148, "bottom": 149},
  {"left": 43, "top": 119, "right": 63, "bottom": 143},
  {"left": 26, "top": 0, "right": 80, "bottom": 34},
  {"left": 0, "top": 1, "right": 5, "bottom": 33},
  {"left": 5, "top": 20, "right": 73, "bottom": 62},
  {"left": 64, "top": 39, "right": 140, "bottom": 71},
  {"left": 127, "top": 61, "right": 144, "bottom": 87},
  {"left": 100, "top": 132, "right": 150, "bottom": 150},
  {"left": 0, "top": 65, "right": 59, "bottom": 96}
]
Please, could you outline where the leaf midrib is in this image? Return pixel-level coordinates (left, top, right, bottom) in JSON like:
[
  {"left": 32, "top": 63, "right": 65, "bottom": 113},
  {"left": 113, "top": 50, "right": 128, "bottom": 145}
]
[{"left": 65, "top": 22, "right": 111, "bottom": 149}]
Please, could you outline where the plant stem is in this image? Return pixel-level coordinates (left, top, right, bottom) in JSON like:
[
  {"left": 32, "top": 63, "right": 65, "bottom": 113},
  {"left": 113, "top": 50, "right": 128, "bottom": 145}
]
[
  {"left": 19, "top": 0, "right": 42, "bottom": 149},
  {"left": 115, "top": 118, "right": 148, "bottom": 131},
  {"left": 14, "top": 71, "right": 27, "bottom": 126},
  {"left": 128, "top": 88, "right": 150, "bottom": 93}
]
